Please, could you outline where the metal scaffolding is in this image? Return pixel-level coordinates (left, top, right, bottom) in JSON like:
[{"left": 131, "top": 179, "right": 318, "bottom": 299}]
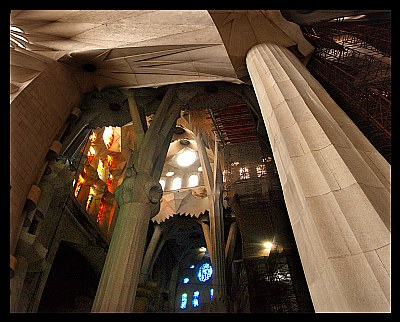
[{"left": 302, "top": 17, "right": 391, "bottom": 163}]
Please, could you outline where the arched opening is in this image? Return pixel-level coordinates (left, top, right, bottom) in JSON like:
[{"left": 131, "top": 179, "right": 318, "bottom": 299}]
[{"left": 37, "top": 241, "right": 100, "bottom": 313}]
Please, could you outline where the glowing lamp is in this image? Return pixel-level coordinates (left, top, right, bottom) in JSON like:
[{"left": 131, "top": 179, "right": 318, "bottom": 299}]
[{"left": 263, "top": 241, "right": 273, "bottom": 250}]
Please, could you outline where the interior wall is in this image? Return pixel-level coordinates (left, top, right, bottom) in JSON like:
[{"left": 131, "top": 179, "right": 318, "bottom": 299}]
[{"left": 10, "top": 53, "right": 82, "bottom": 255}]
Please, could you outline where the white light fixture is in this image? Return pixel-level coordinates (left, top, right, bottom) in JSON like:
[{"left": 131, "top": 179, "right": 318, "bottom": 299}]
[
  {"left": 176, "top": 149, "right": 197, "bottom": 167},
  {"left": 199, "top": 247, "right": 207, "bottom": 252}
]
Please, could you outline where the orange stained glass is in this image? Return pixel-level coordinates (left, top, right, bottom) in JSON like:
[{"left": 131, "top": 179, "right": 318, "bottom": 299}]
[
  {"left": 74, "top": 174, "right": 85, "bottom": 197},
  {"left": 89, "top": 131, "right": 97, "bottom": 143},
  {"left": 97, "top": 195, "right": 106, "bottom": 223},
  {"left": 87, "top": 146, "right": 95, "bottom": 163},
  {"left": 103, "top": 126, "right": 114, "bottom": 149},
  {"left": 106, "top": 155, "right": 113, "bottom": 167},
  {"left": 86, "top": 186, "right": 95, "bottom": 211},
  {"left": 106, "top": 173, "right": 113, "bottom": 186},
  {"left": 97, "top": 159, "right": 105, "bottom": 174}
]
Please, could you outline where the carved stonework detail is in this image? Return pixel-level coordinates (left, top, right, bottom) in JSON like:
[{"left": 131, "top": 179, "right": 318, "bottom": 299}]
[{"left": 114, "top": 165, "right": 163, "bottom": 213}]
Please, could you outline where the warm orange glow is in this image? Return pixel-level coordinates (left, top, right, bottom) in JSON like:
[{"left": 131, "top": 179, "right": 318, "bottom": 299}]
[
  {"left": 74, "top": 174, "right": 85, "bottom": 197},
  {"left": 97, "top": 159, "right": 105, "bottom": 174},
  {"left": 97, "top": 195, "right": 106, "bottom": 223},
  {"left": 103, "top": 126, "right": 114, "bottom": 149},
  {"left": 89, "top": 132, "right": 97, "bottom": 143},
  {"left": 86, "top": 186, "right": 95, "bottom": 211},
  {"left": 106, "top": 155, "right": 113, "bottom": 167},
  {"left": 106, "top": 173, "right": 113, "bottom": 187},
  {"left": 87, "top": 146, "right": 95, "bottom": 163}
]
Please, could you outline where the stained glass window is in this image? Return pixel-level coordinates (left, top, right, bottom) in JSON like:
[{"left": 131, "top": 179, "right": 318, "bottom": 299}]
[
  {"left": 180, "top": 293, "right": 188, "bottom": 309},
  {"left": 197, "top": 262, "right": 213, "bottom": 282},
  {"left": 182, "top": 277, "right": 189, "bottom": 284},
  {"left": 192, "top": 291, "right": 200, "bottom": 307},
  {"left": 210, "top": 288, "right": 214, "bottom": 300}
]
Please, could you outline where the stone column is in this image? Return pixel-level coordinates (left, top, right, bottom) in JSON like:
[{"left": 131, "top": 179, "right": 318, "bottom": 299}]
[
  {"left": 225, "top": 221, "right": 237, "bottom": 265},
  {"left": 200, "top": 220, "right": 213, "bottom": 262},
  {"left": 246, "top": 43, "right": 390, "bottom": 312},
  {"left": 140, "top": 224, "right": 162, "bottom": 281},
  {"left": 91, "top": 85, "right": 182, "bottom": 312},
  {"left": 196, "top": 133, "right": 227, "bottom": 312},
  {"left": 91, "top": 173, "right": 163, "bottom": 312}
]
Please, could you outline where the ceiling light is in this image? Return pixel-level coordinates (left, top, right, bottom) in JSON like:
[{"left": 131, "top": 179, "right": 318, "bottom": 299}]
[
  {"left": 199, "top": 247, "right": 207, "bottom": 252},
  {"left": 176, "top": 149, "right": 197, "bottom": 167}
]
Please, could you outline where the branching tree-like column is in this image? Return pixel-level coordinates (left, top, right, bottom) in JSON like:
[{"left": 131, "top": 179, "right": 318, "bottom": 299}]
[
  {"left": 195, "top": 132, "right": 227, "bottom": 312},
  {"left": 91, "top": 85, "right": 182, "bottom": 312},
  {"left": 246, "top": 43, "right": 390, "bottom": 312}
]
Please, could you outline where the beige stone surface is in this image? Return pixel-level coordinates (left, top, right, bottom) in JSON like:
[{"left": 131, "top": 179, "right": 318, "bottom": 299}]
[
  {"left": 310, "top": 150, "right": 341, "bottom": 191},
  {"left": 362, "top": 151, "right": 391, "bottom": 192},
  {"left": 291, "top": 152, "right": 331, "bottom": 197},
  {"left": 376, "top": 243, "right": 390, "bottom": 277},
  {"left": 359, "top": 184, "right": 391, "bottom": 231},
  {"left": 364, "top": 249, "right": 390, "bottom": 302},
  {"left": 280, "top": 124, "right": 309, "bottom": 157},
  {"left": 328, "top": 253, "right": 389, "bottom": 312},
  {"left": 290, "top": 215, "right": 328, "bottom": 286},
  {"left": 247, "top": 42, "right": 390, "bottom": 312},
  {"left": 319, "top": 144, "right": 358, "bottom": 189},
  {"left": 333, "top": 184, "right": 389, "bottom": 251},
  {"left": 336, "top": 146, "right": 386, "bottom": 189}
]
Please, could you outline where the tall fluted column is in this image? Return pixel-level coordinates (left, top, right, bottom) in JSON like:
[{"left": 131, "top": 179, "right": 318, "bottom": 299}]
[{"left": 246, "top": 43, "right": 390, "bottom": 312}]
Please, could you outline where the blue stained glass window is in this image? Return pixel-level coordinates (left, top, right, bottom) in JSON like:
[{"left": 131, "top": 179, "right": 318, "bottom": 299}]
[
  {"left": 210, "top": 288, "right": 214, "bottom": 300},
  {"left": 182, "top": 277, "right": 189, "bottom": 284},
  {"left": 192, "top": 291, "right": 200, "bottom": 307},
  {"left": 180, "top": 293, "right": 188, "bottom": 309},
  {"left": 197, "top": 262, "right": 213, "bottom": 282}
]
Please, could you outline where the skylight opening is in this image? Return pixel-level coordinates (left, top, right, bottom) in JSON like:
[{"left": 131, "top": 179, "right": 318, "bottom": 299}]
[{"left": 176, "top": 149, "right": 197, "bottom": 167}]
